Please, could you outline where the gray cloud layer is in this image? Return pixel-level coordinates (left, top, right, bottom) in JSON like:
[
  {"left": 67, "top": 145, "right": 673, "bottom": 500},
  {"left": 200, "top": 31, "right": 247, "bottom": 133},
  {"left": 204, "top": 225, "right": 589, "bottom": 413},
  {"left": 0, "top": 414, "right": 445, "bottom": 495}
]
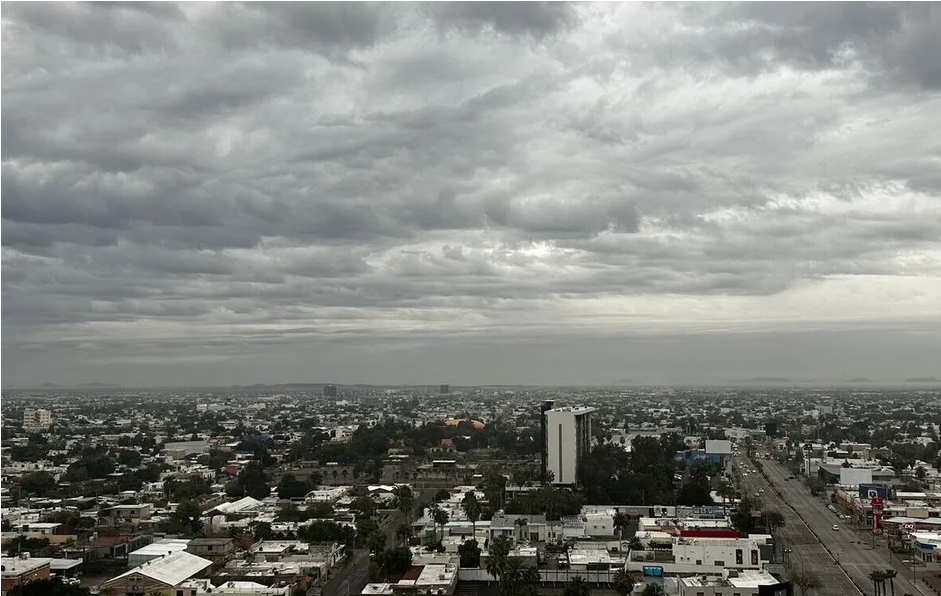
[{"left": 3, "top": 2, "right": 940, "bottom": 387}]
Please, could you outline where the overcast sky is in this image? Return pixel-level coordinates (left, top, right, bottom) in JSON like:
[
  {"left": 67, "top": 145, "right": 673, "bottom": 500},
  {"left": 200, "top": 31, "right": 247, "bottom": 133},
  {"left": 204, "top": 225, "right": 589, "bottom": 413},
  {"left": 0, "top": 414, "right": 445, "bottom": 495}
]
[{"left": 3, "top": 2, "right": 941, "bottom": 388}]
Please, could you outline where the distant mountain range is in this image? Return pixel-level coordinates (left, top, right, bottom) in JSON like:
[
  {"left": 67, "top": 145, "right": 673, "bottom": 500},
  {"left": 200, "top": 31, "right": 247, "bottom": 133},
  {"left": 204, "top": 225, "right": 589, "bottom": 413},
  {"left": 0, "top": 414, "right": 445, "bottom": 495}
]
[{"left": 906, "top": 377, "right": 941, "bottom": 383}]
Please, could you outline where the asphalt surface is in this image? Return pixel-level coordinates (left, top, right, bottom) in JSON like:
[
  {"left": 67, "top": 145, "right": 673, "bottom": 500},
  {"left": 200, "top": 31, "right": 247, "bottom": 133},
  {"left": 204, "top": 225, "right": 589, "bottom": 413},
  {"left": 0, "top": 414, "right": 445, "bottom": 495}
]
[
  {"left": 734, "top": 456, "right": 929, "bottom": 596},
  {"left": 318, "top": 508, "right": 408, "bottom": 596}
]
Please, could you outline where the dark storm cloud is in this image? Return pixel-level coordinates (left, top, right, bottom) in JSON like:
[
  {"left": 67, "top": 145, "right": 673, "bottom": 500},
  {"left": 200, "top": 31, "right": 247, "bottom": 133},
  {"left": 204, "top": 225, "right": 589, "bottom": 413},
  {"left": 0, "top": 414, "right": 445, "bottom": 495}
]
[{"left": 2, "top": 2, "right": 940, "bottom": 387}]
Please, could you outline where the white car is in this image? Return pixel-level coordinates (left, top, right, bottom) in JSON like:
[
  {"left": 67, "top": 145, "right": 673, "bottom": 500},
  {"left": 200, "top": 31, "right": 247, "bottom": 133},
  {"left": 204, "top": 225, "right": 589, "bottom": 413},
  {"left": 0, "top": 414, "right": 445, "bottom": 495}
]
[{"left": 832, "top": 524, "right": 840, "bottom": 531}]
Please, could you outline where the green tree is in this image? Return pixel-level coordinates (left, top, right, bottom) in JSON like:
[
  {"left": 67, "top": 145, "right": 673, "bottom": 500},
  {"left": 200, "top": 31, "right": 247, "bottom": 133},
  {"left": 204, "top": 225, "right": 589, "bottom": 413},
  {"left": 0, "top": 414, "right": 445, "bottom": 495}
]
[
  {"left": 458, "top": 539, "right": 482, "bottom": 568},
  {"left": 564, "top": 576, "right": 592, "bottom": 596},
  {"left": 613, "top": 569, "right": 635, "bottom": 596},
  {"left": 429, "top": 503, "right": 450, "bottom": 542},
  {"left": 883, "top": 569, "right": 897, "bottom": 596},
  {"left": 396, "top": 485, "right": 414, "bottom": 523},
  {"left": 19, "top": 471, "right": 57, "bottom": 497},
  {"left": 252, "top": 521, "right": 272, "bottom": 542},
  {"left": 462, "top": 492, "right": 482, "bottom": 538},
  {"left": 306, "top": 501, "right": 335, "bottom": 519},
  {"left": 173, "top": 499, "right": 203, "bottom": 535},
  {"left": 641, "top": 584, "right": 665, "bottom": 596},
  {"left": 351, "top": 496, "right": 378, "bottom": 518},
  {"left": 613, "top": 511, "right": 630, "bottom": 538},
  {"left": 500, "top": 557, "right": 539, "bottom": 596},
  {"left": 229, "top": 462, "right": 270, "bottom": 500},
  {"left": 486, "top": 534, "right": 512, "bottom": 581},
  {"left": 277, "top": 474, "right": 312, "bottom": 500},
  {"left": 376, "top": 547, "right": 413, "bottom": 580}
]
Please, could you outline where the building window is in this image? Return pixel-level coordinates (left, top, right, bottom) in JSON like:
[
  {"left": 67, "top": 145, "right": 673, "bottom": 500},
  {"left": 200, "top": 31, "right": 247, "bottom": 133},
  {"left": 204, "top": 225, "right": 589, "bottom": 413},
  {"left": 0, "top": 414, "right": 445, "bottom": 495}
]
[
  {"left": 207, "top": 545, "right": 213, "bottom": 551},
  {"left": 697, "top": 592, "right": 705, "bottom": 596},
  {"left": 734, "top": 592, "right": 741, "bottom": 596},
  {"left": 177, "top": 591, "right": 184, "bottom": 596},
  {"left": 715, "top": 560, "right": 725, "bottom": 566}
]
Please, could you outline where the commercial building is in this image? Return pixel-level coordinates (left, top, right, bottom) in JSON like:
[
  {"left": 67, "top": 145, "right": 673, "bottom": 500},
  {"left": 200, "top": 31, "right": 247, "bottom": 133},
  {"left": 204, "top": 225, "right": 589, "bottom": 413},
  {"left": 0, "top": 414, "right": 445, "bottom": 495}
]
[
  {"left": 544, "top": 406, "right": 595, "bottom": 485},
  {"left": 128, "top": 538, "right": 191, "bottom": 567},
  {"left": 99, "top": 550, "right": 213, "bottom": 596},
  {"left": 186, "top": 538, "right": 236, "bottom": 569},
  {"left": 22, "top": 409, "right": 52, "bottom": 430},
  {"left": 439, "top": 384, "right": 450, "bottom": 394},
  {"left": 678, "top": 569, "right": 791, "bottom": 596},
  {"left": 1, "top": 555, "right": 52, "bottom": 591},
  {"left": 322, "top": 385, "right": 338, "bottom": 398}
]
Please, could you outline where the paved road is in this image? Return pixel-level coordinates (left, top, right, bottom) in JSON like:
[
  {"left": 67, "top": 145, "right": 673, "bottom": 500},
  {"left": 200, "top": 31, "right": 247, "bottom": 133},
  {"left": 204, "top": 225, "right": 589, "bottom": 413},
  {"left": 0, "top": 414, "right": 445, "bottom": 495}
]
[
  {"left": 735, "top": 457, "right": 857, "bottom": 596},
  {"left": 736, "top": 457, "right": 929, "bottom": 596},
  {"left": 317, "top": 508, "right": 409, "bottom": 596}
]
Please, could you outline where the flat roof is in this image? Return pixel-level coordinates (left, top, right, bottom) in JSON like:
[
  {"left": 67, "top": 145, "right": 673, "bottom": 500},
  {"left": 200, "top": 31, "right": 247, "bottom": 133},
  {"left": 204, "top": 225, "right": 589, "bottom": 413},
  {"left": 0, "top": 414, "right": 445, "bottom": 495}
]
[
  {"left": 1, "top": 556, "right": 53, "bottom": 577},
  {"left": 129, "top": 539, "right": 191, "bottom": 558}
]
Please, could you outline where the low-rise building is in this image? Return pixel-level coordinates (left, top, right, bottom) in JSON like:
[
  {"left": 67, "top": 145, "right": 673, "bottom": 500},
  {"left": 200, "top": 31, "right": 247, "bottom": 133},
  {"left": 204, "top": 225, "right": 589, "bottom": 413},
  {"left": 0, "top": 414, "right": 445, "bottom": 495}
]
[
  {"left": 128, "top": 538, "right": 191, "bottom": 567},
  {"left": 1, "top": 555, "right": 52, "bottom": 591},
  {"left": 99, "top": 551, "right": 213, "bottom": 596},
  {"left": 678, "top": 569, "right": 791, "bottom": 596},
  {"left": 186, "top": 538, "right": 236, "bottom": 569}
]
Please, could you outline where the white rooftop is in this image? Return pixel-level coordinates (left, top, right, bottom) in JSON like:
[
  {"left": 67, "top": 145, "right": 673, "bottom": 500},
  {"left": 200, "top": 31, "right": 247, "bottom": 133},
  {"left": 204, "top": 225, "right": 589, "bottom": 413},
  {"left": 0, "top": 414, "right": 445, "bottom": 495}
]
[
  {"left": 1, "top": 556, "right": 53, "bottom": 577},
  {"left": 105, "top": 551, "right": 213, "bottom": 587},
  {"left": 129, "top": 539, "right": 191, "bottom": 558}
]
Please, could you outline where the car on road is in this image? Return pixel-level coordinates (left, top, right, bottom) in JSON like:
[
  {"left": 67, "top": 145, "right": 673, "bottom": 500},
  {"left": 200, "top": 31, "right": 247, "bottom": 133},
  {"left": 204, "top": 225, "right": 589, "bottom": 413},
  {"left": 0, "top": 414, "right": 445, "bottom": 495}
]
[{"left": 832, "top": 524, "right": 840, "bottom": 531}]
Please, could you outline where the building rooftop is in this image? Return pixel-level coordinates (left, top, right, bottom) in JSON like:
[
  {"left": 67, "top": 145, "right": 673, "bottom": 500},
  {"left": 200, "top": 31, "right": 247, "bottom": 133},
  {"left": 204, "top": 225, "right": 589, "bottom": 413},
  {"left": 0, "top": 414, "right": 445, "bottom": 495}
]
[
  {"left": 105, "top": 551, "right": 213, "bottom": 587},
  {"left": 129, "top": 539, "right": 191, "bottom": 558},
  {"left": 188, "top": 537, "right": 234, "bottom": 546},
  {"left": 1, "top": 556, "right": 53, "bottom": 577}
]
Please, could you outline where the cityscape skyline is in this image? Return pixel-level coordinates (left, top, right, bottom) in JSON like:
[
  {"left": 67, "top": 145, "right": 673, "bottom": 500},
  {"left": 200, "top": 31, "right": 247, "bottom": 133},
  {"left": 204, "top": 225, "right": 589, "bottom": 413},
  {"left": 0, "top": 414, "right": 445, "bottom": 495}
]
[{"left": 3, "top": 3, "right": 940, "bottom": 388}]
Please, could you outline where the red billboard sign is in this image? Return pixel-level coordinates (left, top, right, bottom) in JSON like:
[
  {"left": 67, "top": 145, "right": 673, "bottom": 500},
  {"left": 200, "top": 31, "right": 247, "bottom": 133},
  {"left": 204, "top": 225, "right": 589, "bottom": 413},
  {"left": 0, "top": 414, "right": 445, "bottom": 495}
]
[{"left": 871, "top": 497, "right": 884, "bottom": 532}]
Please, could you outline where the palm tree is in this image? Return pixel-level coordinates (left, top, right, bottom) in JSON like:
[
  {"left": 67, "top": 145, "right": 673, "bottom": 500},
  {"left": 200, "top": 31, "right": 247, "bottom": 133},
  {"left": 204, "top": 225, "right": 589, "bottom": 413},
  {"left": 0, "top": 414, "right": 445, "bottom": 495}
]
[
  {"left": 487, "top": 535, "right": 512, "bottom": 583},
  {"left": 501, "top": 557, "right": 540, "bottom": 596},
  {"left": 869, "top": 571, "right": 885, "bottom": 596},
  {"left": 613, "top": 512, "right": 630, "bottom": 538},
  {"left": 462, "top": 493, "right": 482, "bottom": 540},
  {"left": 396, "top": 524, "right": 413, "bottom": 546},
  {"left": 515, "top": 517, "right": 529, "bottom": 544},
  {"left": 430, "top": 503, "right": 449, "bottom": 543},
  {"left": 884, "top": 569, "right": 897, "bottom": 596},
  {"left": 564, "top": 575, "right": 592, "bottom": 596},
  {"left": 613, "top": 569, "right": 635, "bottom": 596},
  {"left": 396, "top": 486, "right": 414, "bottom": 525}
]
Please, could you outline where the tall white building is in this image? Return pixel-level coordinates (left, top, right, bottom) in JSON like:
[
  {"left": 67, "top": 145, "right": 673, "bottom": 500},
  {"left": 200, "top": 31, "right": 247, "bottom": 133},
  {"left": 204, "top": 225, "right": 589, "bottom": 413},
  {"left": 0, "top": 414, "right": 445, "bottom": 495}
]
[{"left": 544, "top": 407, "right": 595, "bottom": 485}]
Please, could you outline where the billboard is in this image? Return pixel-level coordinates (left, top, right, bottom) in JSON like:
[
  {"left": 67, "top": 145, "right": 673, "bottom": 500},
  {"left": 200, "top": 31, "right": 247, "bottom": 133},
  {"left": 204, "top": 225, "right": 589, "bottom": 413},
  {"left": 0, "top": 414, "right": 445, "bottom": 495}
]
[
  {"left": 871, "top": 496, "right": 885, "bottom": 532},
  {"left": 840, "top": 468, "right": 873, "bottom": 486},
  {"left": 706, "top": 439, "right": 733, "bottom": 455},
  {"left": 859, "top": 484, "right": 889, "bottom": 500},
  {"left": 643, "top": 566, "right": 663, "bottom": 577}
]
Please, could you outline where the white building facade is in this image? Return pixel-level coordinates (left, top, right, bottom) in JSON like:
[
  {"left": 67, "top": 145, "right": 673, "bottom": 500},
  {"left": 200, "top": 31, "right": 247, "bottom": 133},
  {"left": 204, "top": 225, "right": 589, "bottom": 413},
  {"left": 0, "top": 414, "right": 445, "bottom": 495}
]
[{"left": 545, "top": 407, "right": 595, "bottom": 485}]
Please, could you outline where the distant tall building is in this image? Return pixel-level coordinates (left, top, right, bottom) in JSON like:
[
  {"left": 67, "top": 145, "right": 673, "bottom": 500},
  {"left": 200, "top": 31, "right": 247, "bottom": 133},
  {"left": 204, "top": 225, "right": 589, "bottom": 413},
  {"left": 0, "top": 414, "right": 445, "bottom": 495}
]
[
  {"left": 439, "top": 384, "right": 450, "bottom": 394},
  {"left": 23, "top": 409, "right": 52, "bottom": 430},
  {"left": 323, "top": 385, "right": 338, "bottom": 398},
  {"left": 544, "top": 406, "right": 595, "bottom": 486}
]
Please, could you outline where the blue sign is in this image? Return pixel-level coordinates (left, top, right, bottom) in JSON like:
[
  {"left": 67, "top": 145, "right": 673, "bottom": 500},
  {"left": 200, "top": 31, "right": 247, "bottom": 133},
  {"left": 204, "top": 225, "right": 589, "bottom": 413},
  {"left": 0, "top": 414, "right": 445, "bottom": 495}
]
[
  {"left": 859, "top": 484, "right": 888, "bottom": 500},
  {"left": 643, "top": 566, "right": 664, "bottom": 577}
]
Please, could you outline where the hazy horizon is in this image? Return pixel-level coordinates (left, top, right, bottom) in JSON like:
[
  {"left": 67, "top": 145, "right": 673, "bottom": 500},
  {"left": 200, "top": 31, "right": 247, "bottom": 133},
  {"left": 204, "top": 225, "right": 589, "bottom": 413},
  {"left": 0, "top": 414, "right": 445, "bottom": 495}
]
[{"left": 3, "top": 3, "right": 940, "bottom": 388}]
